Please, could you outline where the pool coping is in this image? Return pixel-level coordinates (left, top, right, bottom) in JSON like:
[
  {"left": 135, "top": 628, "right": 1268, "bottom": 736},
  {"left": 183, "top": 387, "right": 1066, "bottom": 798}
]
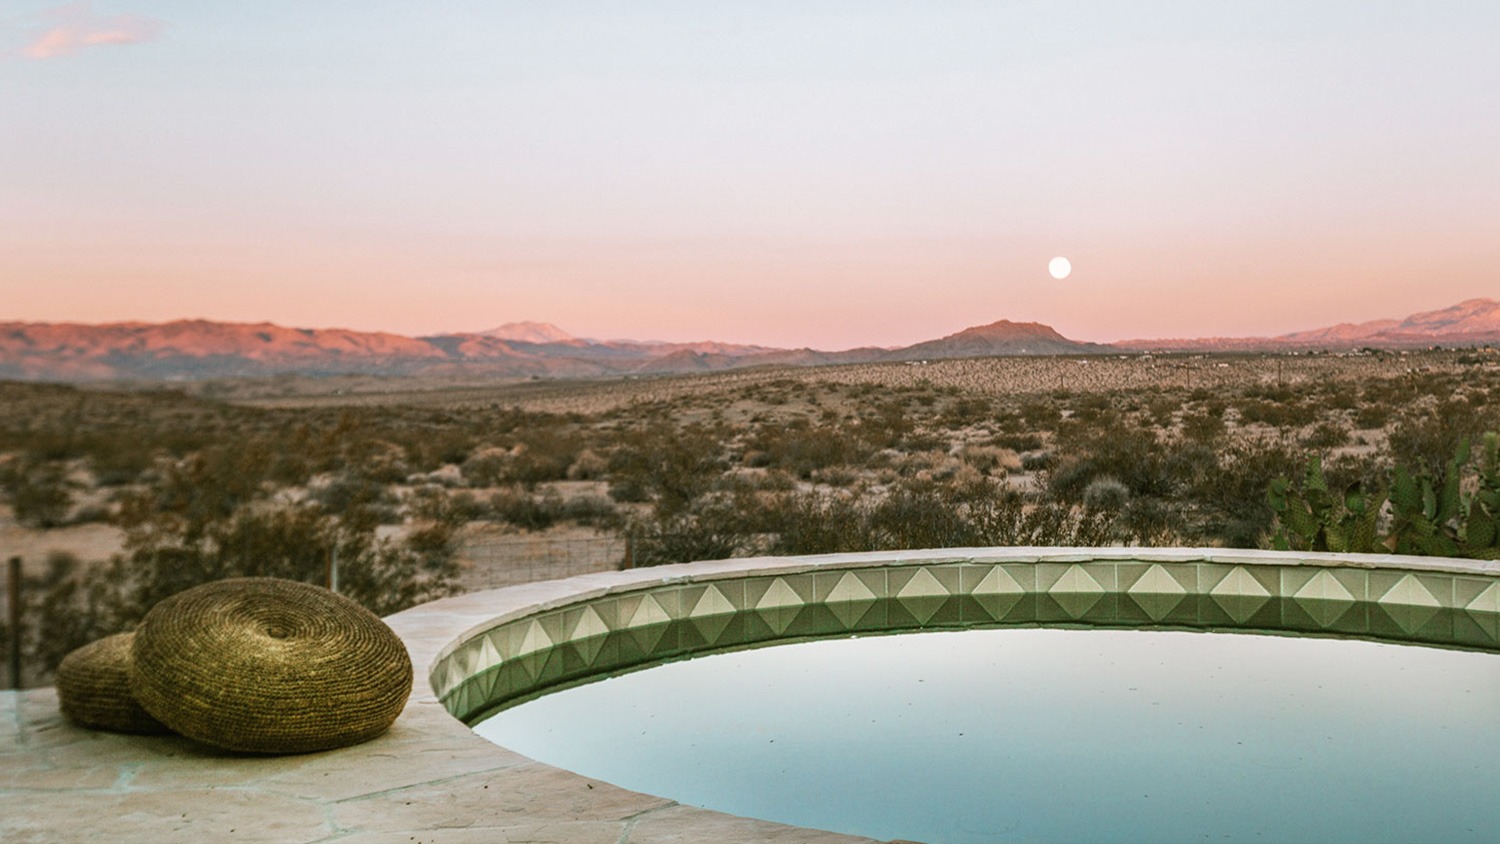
[{"left": 7, "top": 547, "right": 1500, "bottom": 843}]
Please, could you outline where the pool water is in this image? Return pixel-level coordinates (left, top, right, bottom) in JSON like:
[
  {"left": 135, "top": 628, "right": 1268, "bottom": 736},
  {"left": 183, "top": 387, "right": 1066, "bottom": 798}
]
[{"left": 476, "top": 628, "right": 1500, "bottom": 843}]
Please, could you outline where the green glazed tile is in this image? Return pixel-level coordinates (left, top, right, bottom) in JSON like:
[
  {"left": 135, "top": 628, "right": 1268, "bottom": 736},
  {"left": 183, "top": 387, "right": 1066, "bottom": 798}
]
[
  {"left": 1452, "top": 610, "right": 1500, "bottom": 648},
  {"left": 1368, "top": 604, "right": 1453, "bottom": 643},
  {"left": 784, "top": 603, "right": 847, "bottom": 639},
  {"left": 1369, "top": 570, "right": 1453, "bottom": 611},
  {"left": 815, "top": 567, "right": 887, "bottom": 602}
]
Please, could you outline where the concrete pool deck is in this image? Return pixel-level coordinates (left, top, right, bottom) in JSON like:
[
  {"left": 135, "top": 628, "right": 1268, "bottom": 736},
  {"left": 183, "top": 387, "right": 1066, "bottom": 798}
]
[{"left": 6, "top": 547, "right": 1500, "bottom": 843}]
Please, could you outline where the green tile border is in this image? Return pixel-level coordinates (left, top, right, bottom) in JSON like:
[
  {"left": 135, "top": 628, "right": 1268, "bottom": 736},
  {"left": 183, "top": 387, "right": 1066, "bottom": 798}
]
[{"left": 430, "top": 551, "right": 1500, "bottom": 724}]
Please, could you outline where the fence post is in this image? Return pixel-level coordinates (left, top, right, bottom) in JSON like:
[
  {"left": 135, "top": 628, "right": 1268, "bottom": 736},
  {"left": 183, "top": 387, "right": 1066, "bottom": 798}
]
[
  {"left": 623, "top": 535, "right": 635, "bottom": 570},
  {"left": 8, "top": 557, "right": 21, "bottom": 691}
]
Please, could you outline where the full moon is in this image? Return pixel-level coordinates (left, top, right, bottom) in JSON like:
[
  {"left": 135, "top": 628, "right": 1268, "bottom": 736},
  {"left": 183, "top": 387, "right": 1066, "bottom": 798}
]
[{"left": 1048, "top": 256, "right": 1072, "bottom": 280}]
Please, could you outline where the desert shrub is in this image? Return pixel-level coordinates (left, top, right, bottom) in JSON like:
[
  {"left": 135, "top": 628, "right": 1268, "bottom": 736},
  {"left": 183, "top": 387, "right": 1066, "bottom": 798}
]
[
  {"left": 1020, "top": 451, "right": 1056, "bottom": 472},
  {"left": 1301, "top": 420, "right": 1351, "bottom": 450},
  {"left": 88, "top": 443, "right": 157, "bottom": 486},
  {"left": 747, "top": 420, "right": 870, "bottom": 478},
  {"left": 762, "top": 492, "right": 872, "bottom": 555},
  {"left": 113, "top": 445, "right": 276, "bottom": 537},
  {"left": 1082, "top": 477, "right": 1129, "bottom": 511},
  {"left": 462, "top": 446, "right": 514, "bottom": 486},
  {"left": 897, "top": 426, "right": 948, "bottom": 451},
  {"left": 406, "top": 487, "right": 487, "bottom": 526},
  {"left": 939, "top": 397, "right": 994, "bottom": 428},
  {"left": 1354, "top": 404, "right": 1391, "bottom": 429},
  {"left": 1323, "top": 384, "right": 1359, "bottom": 410},
  {"left": 607, "top": 476, "right": 652, "bottom": 503},
  {"left": 21, "top": 499, "right": 460, "bottom": 679},
  {"left": 1146, "top": 395, "right": 1181, "bottom": 428},
  {"left": 1361, "top": 378, "right": 1418, "bottom": 407},
  {"left": 626, "top": 497, "right": 751, "bottom": 566},
  {"left": 1046, "top": 456, "right": 1099, "bottom": 502},
  {"left": 1118, "top": 497, "right": 1186, "bottom": 546},
  {"left": 1237, "top": 398, "right": 1318, "bottom": 428},
  {"left": 487, "top": 487, "right": 562, "bottom": 531},
  {"left": 8, "top": 552, "right": 135, "bottom": 684},
  {"left": 960, "top": 445, "right": 1021, "bottom": 475},
  {"left": 1190, "top": 440, "right": 1303, "bottom": 548},
  {"left": 507, "top": 429, "right": 585, "bottom": 486},
  {"left": 608, "top": 423, "right": 727, "bottom": 513},
  {"left": 309, "top": 471, "right": 400, "bottom": 524},
  {"left": 559, "top": 495, "right": 621, "bottom": 528},
  {"left": 71, "top": 503, "right": 111, "bottom": 524},
  {"left": 1388, "top": 400, "right": 1491, "bottom": 476},
  {"left": 988, "top": 432, "right": 1045, "bottom": 452},
  {"left": 1070, "top": 394, "right": 1115, "bottom": 424},
  {"left": 1180, "top": 410, "right": 1226, "bottom": 444},
  {"left": 566, "top": 449, "right": 608, "bottom": 480},
  {"left": 2, "top": 459, "right": 73, "bottom": 528},
  {"left": 1048, "top": 420, "right": 1173, "bottom": 501},
  {"left": 1161, "top": 443, "right": 1219, "bottom": 492},
  {"left": 766, "top": 480, "right": 1114, "bottom": 553},
  {"left": 1019, "top": 400, "right": 1061, "bottom": 429},
  {"left": 810, "top": 466, "right": 861, "bottom": 487}
]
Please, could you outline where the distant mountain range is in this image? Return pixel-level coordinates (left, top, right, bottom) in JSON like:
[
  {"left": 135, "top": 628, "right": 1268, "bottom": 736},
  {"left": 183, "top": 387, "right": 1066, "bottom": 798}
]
[{"left": 2, "top": 299, "right": 1495, "bottom": 382}]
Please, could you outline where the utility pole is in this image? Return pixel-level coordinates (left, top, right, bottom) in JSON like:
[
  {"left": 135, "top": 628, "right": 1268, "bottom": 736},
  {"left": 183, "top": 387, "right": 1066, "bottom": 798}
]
[
  {"left": 8, "top": 557, "right": 21, "bottom": 690},
  {"left": 327, "top": 546, "right": 340, "bottom": 594}
]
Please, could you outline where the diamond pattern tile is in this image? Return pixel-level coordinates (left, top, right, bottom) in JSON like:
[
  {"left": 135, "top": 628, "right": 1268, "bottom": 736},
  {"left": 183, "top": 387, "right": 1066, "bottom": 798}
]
[
  {"left": 826, "top": 571, "right": 878, "bottom": 628},
  {"left": 625, "top": 593, "right": 671, "bottom": 629},
  {"left": 1376, "top": 574, "right": 1443, "bottom": 634},
  {"left": 1292, "top": 569, "right": 1356, "bottom": 628},
  {"left": 516, "top": 619, "right": 553, "bottom": 658},
  {"left": 436, "top": 559, "right": 1500, "bottom": 723},
  {"left": 474, "top": 633, "right": 503, "bottom": 675},
  {"left": 1048, "top": 564, "right": 1105, "bottom": 619},
  {"left": 470, "top": 665, "right": 502, "bottom": 702},
  {"left": 688, "top": 584, "right": 738, "bottom": 644},
  {"left": 1126, "top": 563, "right": 1188, "bottom": 622},
  {"left": 569, "top": 605, "right": 610, "bottom": 664},
  {"left": 1460, "top": 581, "right": 1500, "bottom": 642},
  {"left": 970, "top": 565, "right": 1026, "bottom": 621},
  {"left": 1466, "top": 581, "right": 1500, "bottom": 616},
  {"left": 755, "top": 577, "right": 806, "bottom": 634},
  {"left": 1210, "top": 565, "right": 1273, "bottom": 624},
  {"left": 896, "top": 567, "right": 951, "bottom": 625}
]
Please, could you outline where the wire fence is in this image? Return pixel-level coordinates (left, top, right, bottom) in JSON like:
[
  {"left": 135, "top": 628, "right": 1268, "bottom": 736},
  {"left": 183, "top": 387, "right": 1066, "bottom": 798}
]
[{"left": 454, "top": 534, "right": 631, "bottom": 591}]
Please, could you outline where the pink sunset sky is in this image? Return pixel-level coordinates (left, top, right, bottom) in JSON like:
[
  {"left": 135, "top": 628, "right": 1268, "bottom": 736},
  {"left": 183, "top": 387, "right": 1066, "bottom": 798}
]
[{"left": 2, "top": 2, "right": 1496, "bottom": 348}]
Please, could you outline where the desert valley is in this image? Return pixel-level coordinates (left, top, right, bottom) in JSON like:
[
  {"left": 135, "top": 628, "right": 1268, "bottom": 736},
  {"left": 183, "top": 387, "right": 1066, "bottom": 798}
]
[{"left": 3, "top": 297, "right": 1498, "bottom": 687}]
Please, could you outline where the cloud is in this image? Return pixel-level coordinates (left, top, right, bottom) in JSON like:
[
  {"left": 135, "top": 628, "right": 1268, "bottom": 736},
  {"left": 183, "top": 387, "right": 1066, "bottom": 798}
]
[{"left": 20, "top": 2, "right": 163, "bottom": 60}]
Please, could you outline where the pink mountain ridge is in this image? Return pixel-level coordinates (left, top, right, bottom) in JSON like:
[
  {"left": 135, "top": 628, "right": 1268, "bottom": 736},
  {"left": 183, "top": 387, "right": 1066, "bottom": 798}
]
[
  {"left": 1, "top": 298, "right": 1496, "bottom": 382},
  {"left": 1117, "top": 298, "right": 1500, "bottom": 352}
]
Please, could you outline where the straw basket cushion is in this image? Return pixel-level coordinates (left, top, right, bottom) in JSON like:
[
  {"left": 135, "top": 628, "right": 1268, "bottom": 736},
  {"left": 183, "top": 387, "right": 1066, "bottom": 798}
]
[
  {"left": 130, "top": 577, "right": 413, "bottom": 754},
  {"left": 56, "top": 632, "right": 173, "bottom": 735}
]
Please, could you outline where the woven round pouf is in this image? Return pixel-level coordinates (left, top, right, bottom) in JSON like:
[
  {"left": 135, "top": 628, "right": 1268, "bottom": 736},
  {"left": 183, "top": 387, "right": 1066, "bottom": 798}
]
[
  {"left": 130, "top": 577, "right": 412, "bottom": 754},
  {"left": 56, "top": 632, "right": 173, "bottom": 735}
]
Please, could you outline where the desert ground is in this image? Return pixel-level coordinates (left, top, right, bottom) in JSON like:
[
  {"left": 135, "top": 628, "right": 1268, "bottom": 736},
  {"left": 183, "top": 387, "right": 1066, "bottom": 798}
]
[{"left": 4, "top": 348, "right": 1498, "bottom": 687}]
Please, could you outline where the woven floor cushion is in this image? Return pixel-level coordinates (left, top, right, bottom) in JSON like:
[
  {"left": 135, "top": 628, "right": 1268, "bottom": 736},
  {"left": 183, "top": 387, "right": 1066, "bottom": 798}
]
[
  {"left": 56, "top": 632, "right": 174, "bottom": 735},
  {"left": 130, "top": 577, "right": 413, "bottom": 754}
]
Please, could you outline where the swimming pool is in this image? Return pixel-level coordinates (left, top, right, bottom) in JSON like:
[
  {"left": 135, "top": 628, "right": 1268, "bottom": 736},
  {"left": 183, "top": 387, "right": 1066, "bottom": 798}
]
[
  {"left": 478, "top": 626, "right": 1500, "bottom": 842},
  {"left": 431, "top": 548, "right": 1500, "bottom": 842}
]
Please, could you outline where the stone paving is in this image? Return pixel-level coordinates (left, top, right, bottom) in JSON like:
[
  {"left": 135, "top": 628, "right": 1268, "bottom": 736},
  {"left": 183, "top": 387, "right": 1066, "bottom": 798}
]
[
  {"left": 3, "top": 686, "right": 878, "bottom": 843},
  {"left": 1, "top": 558, "right": 883, "bottom": 844}
]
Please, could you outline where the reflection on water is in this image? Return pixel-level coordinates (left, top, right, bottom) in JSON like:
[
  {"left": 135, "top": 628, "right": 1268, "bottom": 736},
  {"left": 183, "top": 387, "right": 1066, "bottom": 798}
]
[{"left": 476, "top": 628, "right": 1500, "bottom": 844}]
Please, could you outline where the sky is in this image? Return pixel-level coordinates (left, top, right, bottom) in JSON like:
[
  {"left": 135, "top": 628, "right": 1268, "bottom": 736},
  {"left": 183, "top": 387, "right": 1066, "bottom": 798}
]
[{"left": 2, "top": 2, "right": 1497, "bottom": 348}]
